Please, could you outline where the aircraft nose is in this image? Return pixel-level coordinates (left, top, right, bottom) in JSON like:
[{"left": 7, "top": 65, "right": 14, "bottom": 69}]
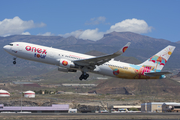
[{"left": 3, "top": 45, "right": 10, "bottom": 51}]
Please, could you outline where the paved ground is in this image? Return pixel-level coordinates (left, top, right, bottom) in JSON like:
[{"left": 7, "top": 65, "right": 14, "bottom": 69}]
[{"left": 0, "top": 113, "right": 180, "bottom": 120}]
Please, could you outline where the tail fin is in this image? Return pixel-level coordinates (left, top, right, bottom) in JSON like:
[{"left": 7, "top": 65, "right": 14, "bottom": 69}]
[{"left": 139, "top": 45, "right": 175, "bottom": 72}]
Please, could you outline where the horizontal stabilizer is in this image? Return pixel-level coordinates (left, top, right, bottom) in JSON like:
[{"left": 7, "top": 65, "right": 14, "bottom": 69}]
[{"left": 144, "top": 72, "right": 171, "bottom": 77}]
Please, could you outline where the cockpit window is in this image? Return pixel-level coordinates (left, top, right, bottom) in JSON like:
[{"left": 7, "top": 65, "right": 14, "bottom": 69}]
[{"left": 9, "top": 44, "right": 13, "bottom": 46}]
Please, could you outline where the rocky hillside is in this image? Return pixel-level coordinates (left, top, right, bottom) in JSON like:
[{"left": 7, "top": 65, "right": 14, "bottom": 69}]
[{"left": 96, "top": 77, "right": 180, "bottom": 96}]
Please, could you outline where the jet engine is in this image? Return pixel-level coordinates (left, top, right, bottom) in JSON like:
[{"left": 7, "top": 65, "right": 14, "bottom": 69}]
[
  {"left": 58, "top": 67, "right": 77, "bottom": 72},
  {"left": 59, "top": 59, "right": 75, "bottom": 68}
]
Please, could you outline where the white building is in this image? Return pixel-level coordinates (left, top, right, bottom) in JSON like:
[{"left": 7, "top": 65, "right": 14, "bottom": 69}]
[
  {"left": 162, "top": 103, "right": 180, "bottom": 112},
  {"left": 68, "top": 109, "right": 77, "bottom": 113},
  {"left": 23, "top": 90, "right": 35, "bottom": 98},
  {"left": 141, "top": 103, "right": 147, "bottom": 112},
  {"left": 112, "top": 105, "right": 141, "bottom": 112},
  {"left": 0, "top": 89, "right": 10, "bottom": 97},
  {"left": 141, "top": 102, "right": 178, "bottom": 113}
]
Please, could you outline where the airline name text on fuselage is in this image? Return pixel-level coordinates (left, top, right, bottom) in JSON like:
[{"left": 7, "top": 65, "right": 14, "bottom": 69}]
[{"left": 25, "top": 46, "right": 47, "bottom": 54}]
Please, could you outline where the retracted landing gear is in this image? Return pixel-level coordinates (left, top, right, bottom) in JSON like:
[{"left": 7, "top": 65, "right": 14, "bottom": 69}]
[
  {"left": 79, "top": 72, "right": 89, "bottom": 81},
  {"left": 13, "top": 58, "right": 16, "bottom": 64}
]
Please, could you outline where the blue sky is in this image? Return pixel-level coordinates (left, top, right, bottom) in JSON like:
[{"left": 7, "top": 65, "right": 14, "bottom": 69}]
[{"left": 0, "top": 0, "right": 179, "bottom": 42}]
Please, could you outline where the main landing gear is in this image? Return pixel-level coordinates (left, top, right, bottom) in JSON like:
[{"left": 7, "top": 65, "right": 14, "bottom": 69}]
[
  {"left": 13, "top": 58, "right": 16, "bottom": 64},
  {"left": 79, "top": 72, "right": 89, "bottom": 81},
  {"left": 79, "top": 67, "right": 90, "bottom": 80}
]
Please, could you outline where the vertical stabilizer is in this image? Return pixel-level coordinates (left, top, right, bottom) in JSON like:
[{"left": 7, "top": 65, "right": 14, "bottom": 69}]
[{"left": 139, "top": 45, "right": 175, "bottom": 72}]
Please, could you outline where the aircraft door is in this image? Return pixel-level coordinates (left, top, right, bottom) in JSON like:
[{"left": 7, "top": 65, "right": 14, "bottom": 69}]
[
  {"left": 11, "top": 43, "right": 23, "bottom": 52},
  {"left": 46, "top": 48, "right": 59, "bottom": 65},
  {"left": 47, "top": 48, "right": 55, "bottom": 58},
  {"left": 11, "top": 44, "right": 19, "bottom": 52}
]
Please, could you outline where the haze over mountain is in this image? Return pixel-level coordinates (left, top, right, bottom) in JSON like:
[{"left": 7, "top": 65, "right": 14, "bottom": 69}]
[{"left": 0, "top": 32, "right": 179, "bottom": 78}]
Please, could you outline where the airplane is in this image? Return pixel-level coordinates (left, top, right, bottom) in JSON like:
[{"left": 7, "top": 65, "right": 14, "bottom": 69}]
[{"left": 3, "top": 42, "right": 175, "bottom": 80}]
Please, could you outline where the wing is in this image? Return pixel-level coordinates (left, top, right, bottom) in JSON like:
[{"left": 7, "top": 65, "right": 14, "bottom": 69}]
[
  {"left": 144, "top": 72, "right": 171, "bottom": 77},
  {"left": 73, "top": 42, "right": 131, "bottom": 69}
]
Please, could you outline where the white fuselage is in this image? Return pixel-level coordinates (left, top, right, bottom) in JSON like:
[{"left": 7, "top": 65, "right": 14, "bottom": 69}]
[{"left": 4, "top": 42, "right": 169, "bottom": 79}]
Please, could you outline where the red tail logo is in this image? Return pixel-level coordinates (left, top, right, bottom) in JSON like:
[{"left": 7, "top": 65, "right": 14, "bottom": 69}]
[{"left": 122, "top": 46, "right": 128, "bottom": 53}]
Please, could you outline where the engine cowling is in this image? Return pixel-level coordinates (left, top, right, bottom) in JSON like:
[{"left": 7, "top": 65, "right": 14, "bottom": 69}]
[
  {"left": 59, "top": 59, "right": 75, "bottom": 68},
  {"left": 58, "top": 67, "right": 77, "bottom": 72}
]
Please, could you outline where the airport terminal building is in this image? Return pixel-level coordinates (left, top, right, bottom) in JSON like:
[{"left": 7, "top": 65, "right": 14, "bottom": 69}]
[
  {"left": 141, "top": 102, "right": 180, "bottom": 113},
  {"left": 0, "top": 104, "right": 69, "bottom": 113}
]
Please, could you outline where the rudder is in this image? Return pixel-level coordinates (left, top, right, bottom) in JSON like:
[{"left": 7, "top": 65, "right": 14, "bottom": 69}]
[{"left": 139, "top": 45, "right": 175, "bottom": 72}]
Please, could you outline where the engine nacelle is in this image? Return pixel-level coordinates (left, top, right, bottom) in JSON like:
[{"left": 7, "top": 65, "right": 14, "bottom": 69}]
[
  {"left": 58, "top": 67, "right": 77, "bottom": 73},
  {"left": 59, "top": 59, "right": 75, "bottom": 68}
]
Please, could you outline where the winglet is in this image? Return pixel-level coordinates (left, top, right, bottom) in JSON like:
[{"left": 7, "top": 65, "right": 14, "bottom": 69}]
[
  {"left": 114, "top": 42, "right": 131, "bottom": 55},
  {"left": 122, "top": 42, "right": 131, "bottom": 53}
]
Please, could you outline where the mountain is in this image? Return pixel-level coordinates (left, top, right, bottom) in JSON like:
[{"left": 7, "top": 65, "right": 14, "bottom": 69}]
[
  {"left": 0, "top": 32, "right": 179, "bottom": 79},
  {"left": 95, "top": 32, "right": 179, "bottom": 69},
  {"left": 95, "top": 77, "right": 180, "bottom": 96},
  {"left": 176, "top": 41, "right": 180, "bottom": 44},
  {"left": 171, "top": 72, "right": 180, "bottom": 79}
]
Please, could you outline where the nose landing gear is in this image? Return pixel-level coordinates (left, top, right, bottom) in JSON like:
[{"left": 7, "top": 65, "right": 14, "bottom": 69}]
[{"left": 13, "top": 58, "right": 16, "bottom": 64}]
